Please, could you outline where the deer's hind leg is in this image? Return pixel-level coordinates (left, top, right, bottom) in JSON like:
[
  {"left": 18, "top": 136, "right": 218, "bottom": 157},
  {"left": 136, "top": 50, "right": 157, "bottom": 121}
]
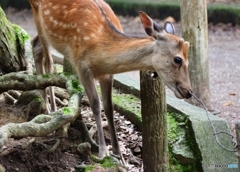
[
  {"left": 32, "top": 36, "right": 56, "bottom": 113},
  {"left": 99, "top": 75, "right": 125, "bottom": 164}
]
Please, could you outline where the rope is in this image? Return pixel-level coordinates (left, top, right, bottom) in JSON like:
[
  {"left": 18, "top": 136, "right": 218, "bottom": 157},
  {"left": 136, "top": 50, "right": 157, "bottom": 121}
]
[{"left": 179, "top": 85, "right": 237, "bottom": 152}]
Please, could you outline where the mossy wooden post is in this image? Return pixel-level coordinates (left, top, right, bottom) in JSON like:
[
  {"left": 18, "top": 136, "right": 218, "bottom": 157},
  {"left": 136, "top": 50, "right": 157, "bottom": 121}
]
[
  {"left": 235, "top": 123, "right": 240, "bottom": 169},
  {"left": 140, "top": 71, "right": 168, "bottom": 172},
  {"left": 180, "top": 0, "right": 210, "bottom": 107}
]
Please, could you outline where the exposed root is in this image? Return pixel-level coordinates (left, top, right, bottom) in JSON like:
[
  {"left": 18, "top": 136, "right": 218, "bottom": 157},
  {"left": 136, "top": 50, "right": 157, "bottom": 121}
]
[
  {"left": 0, "top": 147, "right": 18, "bottom": 156},
  {"left": 21, "top": 137, "right": 36, "bottom": 149},
  {"left": 48, "top": 138, "right": 60, "bottom": 153},
  {"left": 89, "top": 121, "right": 108, "bottom": 138},
  {"left": 0, "top": 77, "right": 83, "bottom": 149},
  {"left": 55, "top": 96, "right": 68, "bottom": 106},
  {"left": 3, "top": 92, "right": 17, "bottom": 104}
]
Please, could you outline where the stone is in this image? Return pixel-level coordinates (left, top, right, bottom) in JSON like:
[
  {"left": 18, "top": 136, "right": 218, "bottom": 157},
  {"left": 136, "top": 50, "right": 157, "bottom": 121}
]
[{"left": 113, "top": 73, "right": 238, "bottom": 172}]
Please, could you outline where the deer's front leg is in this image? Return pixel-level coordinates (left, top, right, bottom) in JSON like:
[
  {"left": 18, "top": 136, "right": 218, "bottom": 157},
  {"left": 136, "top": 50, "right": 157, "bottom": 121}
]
[
  {"left": 99, "top": 75, "right": 125, "bottom": 164},
  {"left": 78, "top": 70, "right": 108, "bottom": 158}
]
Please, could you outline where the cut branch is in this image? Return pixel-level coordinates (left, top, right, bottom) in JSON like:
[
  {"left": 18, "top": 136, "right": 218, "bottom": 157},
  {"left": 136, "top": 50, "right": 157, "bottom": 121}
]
[{"left": 0, "top": 72, "right": 77, "bottom": 94}]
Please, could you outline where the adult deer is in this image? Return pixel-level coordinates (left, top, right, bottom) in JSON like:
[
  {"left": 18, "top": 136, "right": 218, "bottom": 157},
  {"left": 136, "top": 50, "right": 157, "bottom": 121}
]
[{"left": 29, "top": 0, "right": 192, "bottom": 164}]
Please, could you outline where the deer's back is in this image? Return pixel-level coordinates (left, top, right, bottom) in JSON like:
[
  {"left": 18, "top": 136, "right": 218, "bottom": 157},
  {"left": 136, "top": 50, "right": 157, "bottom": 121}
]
[{"left": 30, "top": 0, "right": 123, "bottom": 57}]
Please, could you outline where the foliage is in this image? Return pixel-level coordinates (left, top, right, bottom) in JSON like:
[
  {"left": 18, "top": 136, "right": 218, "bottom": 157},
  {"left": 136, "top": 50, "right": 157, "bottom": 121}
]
[{"left": 106, "top": 0, "right": 240, "bottom": 24}]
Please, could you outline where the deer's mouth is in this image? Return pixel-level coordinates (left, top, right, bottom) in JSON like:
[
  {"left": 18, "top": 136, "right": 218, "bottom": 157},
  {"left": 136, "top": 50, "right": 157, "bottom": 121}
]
[{"left": 176, "top": 84, "right": 192, "bottom": 99}]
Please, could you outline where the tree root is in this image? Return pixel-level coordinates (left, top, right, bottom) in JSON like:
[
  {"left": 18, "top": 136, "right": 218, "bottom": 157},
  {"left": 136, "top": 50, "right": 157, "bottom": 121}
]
[
  {"left": 0, "top": 76, "right": 83, "bottom": 149},
  {"left": 89, "top": 121, "right": 108, "bottom": 138},
  {"left": 48, "top": 138, "right": 60, "bottom": 153},
  {"left": 21, "top": 137, "right": 36, "bottom": 149},
  {"left": 3, "top": 92, "right": 17, "bottom": 104}
]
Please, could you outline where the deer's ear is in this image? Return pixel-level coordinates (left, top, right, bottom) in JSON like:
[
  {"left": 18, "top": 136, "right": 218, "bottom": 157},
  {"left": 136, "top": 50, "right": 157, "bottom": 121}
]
[
  {"left": 164, "top": 22, "right": 175, "bottom": 34},
  {"left": 139, "top": 11, "right": 163, "bottom": 37}
]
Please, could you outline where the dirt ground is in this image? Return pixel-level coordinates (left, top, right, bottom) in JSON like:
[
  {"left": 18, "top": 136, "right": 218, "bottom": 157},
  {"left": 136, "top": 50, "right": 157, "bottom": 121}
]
[{"left": 0, "top": 5, "right": 240, "bottom": 172}]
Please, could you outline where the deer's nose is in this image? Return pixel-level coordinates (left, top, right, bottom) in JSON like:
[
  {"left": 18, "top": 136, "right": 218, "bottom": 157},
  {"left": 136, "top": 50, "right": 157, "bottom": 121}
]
[{"left": 186, "top": 90, "right": 192, "bottom": 99}]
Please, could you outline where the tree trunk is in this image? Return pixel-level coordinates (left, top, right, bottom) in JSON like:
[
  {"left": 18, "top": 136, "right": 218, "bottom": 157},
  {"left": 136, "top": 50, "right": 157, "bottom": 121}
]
[
  {"left": 140, "top": 71, "right": 168, "bottom": 172},
  {"left": 0, "top": 7, "right": 29, "bottom": 74},
  {"left": 180, "top": 0, "right": 210, "bottom": 108}
]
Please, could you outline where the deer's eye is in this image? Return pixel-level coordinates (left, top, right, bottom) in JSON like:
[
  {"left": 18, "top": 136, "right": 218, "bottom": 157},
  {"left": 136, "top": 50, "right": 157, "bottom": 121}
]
[{"left": 174, "top": 56, "right": 182, "bottom": 65}]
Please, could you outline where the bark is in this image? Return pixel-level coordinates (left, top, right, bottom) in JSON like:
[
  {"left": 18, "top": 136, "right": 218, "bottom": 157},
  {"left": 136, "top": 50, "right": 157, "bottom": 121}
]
[
  {"left": 0, "top": 7, "right": 32, "bottom": 74},
  {"left": 180, "top": 0, "right": 210, "bottom": 107},
  {"left": 140, "top": 71, "right": 168, "bottom": 172}
]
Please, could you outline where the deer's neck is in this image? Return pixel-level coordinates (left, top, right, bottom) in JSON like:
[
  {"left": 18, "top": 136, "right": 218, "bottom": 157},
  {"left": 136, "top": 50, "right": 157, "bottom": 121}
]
[{"left": 88, "top": 37, "right": 156, "bottom": 76}]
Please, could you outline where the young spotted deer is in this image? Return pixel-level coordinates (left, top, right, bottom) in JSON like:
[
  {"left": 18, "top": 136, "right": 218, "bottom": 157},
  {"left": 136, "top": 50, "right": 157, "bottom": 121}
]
[{"left": 29, "top": 0, "right": 192, "bottom": 163}]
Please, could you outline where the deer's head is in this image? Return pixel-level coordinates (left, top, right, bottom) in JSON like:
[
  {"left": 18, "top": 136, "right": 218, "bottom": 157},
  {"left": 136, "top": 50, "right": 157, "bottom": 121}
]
[{"left": 139, "top": 11, "right": 192, "bottom": 99}]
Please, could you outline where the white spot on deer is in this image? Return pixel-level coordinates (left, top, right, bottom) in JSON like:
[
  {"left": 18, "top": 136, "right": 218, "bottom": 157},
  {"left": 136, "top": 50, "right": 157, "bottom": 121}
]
[
  {"left": 84, "top": 9, "right": 91, "bottom": 14},
  {"left": 98, "top": 25, "right": 104, "bottom": 34},
  {"left": 77, "top": 28, "right": 81, "bottom": 33},
  {"left": 59, "top": 35, "right": 63, "bottom": 40},
  {"left": 84, "top": 22, "right": 88, "bottom": 26},
  {"left": 74, "top": 36, "right": 77, "bottom": 40},
  {"left": 49, "top": 16, "right": 53, "bottom": 22},
  {"left": 53, "top": 5, "right": 59, "bottom": 10},
  {"left": 62, "top": 5, "right": 67, "bottom": 9},
  {"left": 83, "top": 36, "right": 90, "bottom": 41},
  {"left": 63, "top": 24, "right": 68, "bottom": 29},
  {"left": 44, "top": 10, "right": 50, "bottom": 15},
  {"left": 101, "top": 17, "right": 105, "bottom": 22},
  {"left": 63, "top": 10, "right": 68, "bottom": 15},
  {"left": 90, "top": 33, "right": 96, "bottom": 38},
  {"left": 93, "top": 15, "right": 97, "bottom": 19},
  {"left": 53, "top": 20, "right": 58, "bottom": 25},
  {"left": 59, "top": 22, "right": 63, "bottom": 26}
]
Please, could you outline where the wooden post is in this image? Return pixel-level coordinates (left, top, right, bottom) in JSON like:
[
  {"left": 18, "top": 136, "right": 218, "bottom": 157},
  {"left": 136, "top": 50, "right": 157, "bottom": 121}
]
[
  {"left": 180, "top": 0, "right": 210, "bottom": 107},
  {"left": 235, "top": 123, "right": 240, "bottom": 168},
  {"left": 140, "top": 71, "right": 168, "bottom": 172}
]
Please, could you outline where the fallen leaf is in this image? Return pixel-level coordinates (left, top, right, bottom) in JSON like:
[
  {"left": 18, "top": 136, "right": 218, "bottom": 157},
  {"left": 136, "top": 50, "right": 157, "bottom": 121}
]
[
  {"left": 224, "top": 101, "right": 232, "bottom": 106},
  {"left": 133, "top": 146, "right": 141, "bottom": 153}
]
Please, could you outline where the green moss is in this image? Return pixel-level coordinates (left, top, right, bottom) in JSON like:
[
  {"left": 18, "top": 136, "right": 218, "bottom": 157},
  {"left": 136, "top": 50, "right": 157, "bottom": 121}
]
[
  {"left": 12, "top": 24, "right": 30, "bottom": 44},
  {"left": 167, "top": 113, "right": 198, "bottom": 172},
  {"left": 62, "top": 107, "right": 72, "bottom": 115},
  {"left": 167, "top": 113, "right": 178, "bottom": 143},
  {"left": 85, "top": 166, "right": 94, "bottom": 171},
  {"left": 71, "top": 79, "right": 84, "bottom": 92},
  {"left": 112, "top": 89, "right": 141, "bottom": 117},
  {"left": 100, "top": 156, "right": 116, "bottom": 168},
  {"left": 75, "top": 165, "right": 94, "bottom": 172},
  {"left": 42, "top": 74, "right": 50, "bottom": 78},
  {"left": 63, "top": 72, "right": 72, "bottom": 77}
]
